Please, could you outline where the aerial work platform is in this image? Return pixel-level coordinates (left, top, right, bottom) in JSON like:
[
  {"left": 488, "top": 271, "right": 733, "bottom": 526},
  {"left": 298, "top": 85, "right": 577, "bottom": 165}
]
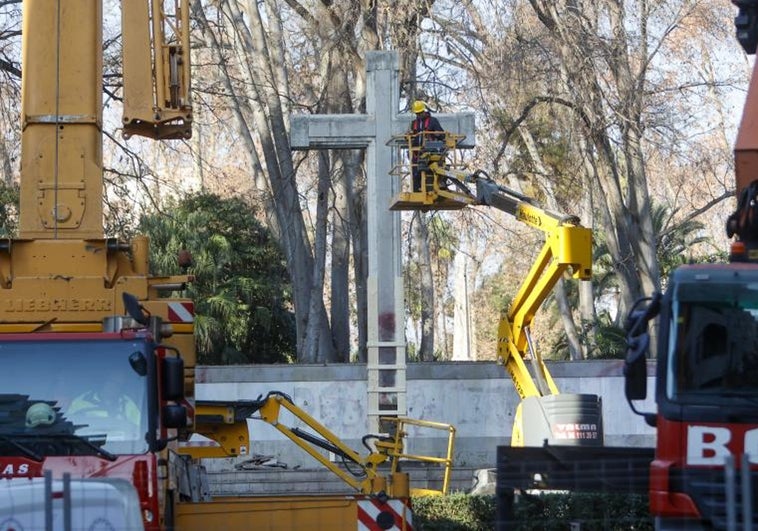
[
  {"left": 389, "top": 131, "right": 478, "bottom": 211},
  {"left": 390, "top": 191, "right": 471, "bottom": 211}
]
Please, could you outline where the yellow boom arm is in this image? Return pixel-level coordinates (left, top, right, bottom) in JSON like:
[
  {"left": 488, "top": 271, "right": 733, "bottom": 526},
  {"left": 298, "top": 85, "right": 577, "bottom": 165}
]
[
  {"left": 471, "top": 177, "right": 592, "bottom": 399},
  {"left": 391, "top": 135, "right": 593, "bottom": 401},
  {"left": 188, "top": 392, "right": 456, "bottom": 497}
]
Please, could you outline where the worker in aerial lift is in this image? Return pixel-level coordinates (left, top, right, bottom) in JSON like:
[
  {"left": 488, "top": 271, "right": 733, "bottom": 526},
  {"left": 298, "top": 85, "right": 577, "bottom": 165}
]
[{"left": 409, "top": 100, "right": 444, "bottom": 192}]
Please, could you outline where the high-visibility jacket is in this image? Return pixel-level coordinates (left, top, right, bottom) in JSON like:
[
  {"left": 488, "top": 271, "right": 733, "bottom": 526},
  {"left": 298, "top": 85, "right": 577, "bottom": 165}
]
[{"left": 69, "top": 392, "right": 141, "bottom": 426}]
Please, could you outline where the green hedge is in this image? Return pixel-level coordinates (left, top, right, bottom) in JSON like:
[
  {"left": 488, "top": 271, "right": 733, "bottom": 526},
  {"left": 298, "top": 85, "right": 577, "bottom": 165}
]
[
  {"left": 411, "top": 492, "right": 652, "bottom": 530},
  {"left": 412, "top": 493, "right": 495, "bottom": 531}
]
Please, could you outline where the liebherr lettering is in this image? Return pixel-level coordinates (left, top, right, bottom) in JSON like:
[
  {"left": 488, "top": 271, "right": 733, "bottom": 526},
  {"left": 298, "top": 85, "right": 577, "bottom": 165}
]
[{"left": 4, "top": 298, "right": 112, "bottom": 312}]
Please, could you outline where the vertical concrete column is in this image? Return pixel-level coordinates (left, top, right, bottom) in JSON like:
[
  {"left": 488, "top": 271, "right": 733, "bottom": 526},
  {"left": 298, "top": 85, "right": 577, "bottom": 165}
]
[
  {"left": 290, "top": 50, "right": 475, "bottom": 433},
  {"left": 364, "top": 53, "right": 406, "bottom": 431}
]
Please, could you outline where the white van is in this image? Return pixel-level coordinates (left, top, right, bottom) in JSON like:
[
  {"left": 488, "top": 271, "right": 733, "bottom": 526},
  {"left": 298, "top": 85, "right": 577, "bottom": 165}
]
[{"left": 0, "top": 476, "right": 143, "bottom": 530}]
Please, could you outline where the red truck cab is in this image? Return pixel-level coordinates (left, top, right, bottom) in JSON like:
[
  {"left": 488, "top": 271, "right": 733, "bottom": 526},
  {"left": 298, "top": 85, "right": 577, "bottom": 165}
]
[
  {"left": 0, "top": 324, "right": 186, "bottom": 530},
  {"left": 625, "top": 263, "right": 758, "bottom": 530}
]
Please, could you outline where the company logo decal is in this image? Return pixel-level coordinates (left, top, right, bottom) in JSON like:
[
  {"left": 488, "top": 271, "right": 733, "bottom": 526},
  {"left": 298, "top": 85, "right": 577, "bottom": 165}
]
[
  {"left": 0, "top": 461, "right": 43, "bottom": 477},
  {"left": 686, "top": 425, "right": 758, "bottom": 465}
]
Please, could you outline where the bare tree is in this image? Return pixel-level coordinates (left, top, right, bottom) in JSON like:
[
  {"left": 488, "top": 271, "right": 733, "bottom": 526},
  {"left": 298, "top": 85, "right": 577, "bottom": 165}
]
[
  {"left": 190, "top": 1, "right": 338, "bottom": 361},
  {"left": 522, "top": 1, "right": 741, "bottom": 317},
  {"left": 0, "top": 4, "right": 21, "bottom": 186},
  {"left": 417, "top": 0, "right": 742, "bottom": 359}
]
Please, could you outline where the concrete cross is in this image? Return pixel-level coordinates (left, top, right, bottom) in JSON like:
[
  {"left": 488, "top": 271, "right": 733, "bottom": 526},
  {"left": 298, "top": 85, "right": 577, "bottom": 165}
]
[{"left": 290, "top": 50, "right": 475, "bottom": 432}]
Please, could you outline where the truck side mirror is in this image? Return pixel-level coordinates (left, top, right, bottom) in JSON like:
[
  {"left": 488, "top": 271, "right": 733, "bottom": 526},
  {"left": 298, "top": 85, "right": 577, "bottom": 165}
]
[
  {"left": 122, "top": 292, "right": 149, "bottom": 325},
  {"left": 162, "top": 404, "right": 187, "bottom": 429},
  {"left": 624, "top": 343, "right": 656, "bottom": 426},
  {"left": 623, "top": 293, "right": 660, "bottom": 427},
  {"left": 161, "top": 355, "right": 185, "bottom": 402},
  {"left": 157, "top": 352, "right": 187, "bottom": 440},
  {"left": 624, "top": 335, "right": 649, "bottom": 400}
]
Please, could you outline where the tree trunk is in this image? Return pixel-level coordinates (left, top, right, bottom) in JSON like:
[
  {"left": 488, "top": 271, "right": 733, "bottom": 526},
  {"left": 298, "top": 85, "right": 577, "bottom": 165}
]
[
  {"left": 579, "top": 167, "right": 598, "bottom": 357},
  {"left": 527, "top": 0, "right": 659, "bottom": 322},
  {"left": 303, "top": 152, "right": 336, "bottom": 362},
  {"left": 350, "top": 153, "right": 369, "bottom": 362},
  {"left": 555, "top": 278, "right": 583, "bottom": 360},
  {"left": 194, "top": 0, "right": 334, "bottom": 362},
  {"left": 415, "top": 214, "right": 435, "bottom": 360},
  {"left": 330, "top": 152, "right": 352, "bottom": 362},
  {"left": 452, "top": 237, "right": 477, "bottom": 360}
]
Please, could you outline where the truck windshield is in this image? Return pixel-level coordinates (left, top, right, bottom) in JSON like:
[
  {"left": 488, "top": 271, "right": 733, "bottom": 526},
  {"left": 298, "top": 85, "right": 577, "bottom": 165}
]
[
  {"left": 0, "top": 338, "right": 149, "bottom": 456},
  {"left": 668, "top": 282, "right": 758, "bottom": 403}
]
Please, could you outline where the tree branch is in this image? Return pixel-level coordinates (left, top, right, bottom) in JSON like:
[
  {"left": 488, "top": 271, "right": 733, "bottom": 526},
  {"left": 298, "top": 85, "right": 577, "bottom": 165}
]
[{"left": 0, "top": 56, "right": 20, "bottom": 78}]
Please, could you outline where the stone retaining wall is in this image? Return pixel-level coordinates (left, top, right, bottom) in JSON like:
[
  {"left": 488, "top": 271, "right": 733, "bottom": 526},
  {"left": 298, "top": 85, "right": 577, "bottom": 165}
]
[{"left": 194, "top": 360, "right": 657, "bottom": 474}]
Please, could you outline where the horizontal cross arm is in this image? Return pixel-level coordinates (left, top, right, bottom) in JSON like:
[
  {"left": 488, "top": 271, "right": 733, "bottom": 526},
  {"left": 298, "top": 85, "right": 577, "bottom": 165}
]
[{"left": 291, "top": 114, "right": 376, "bottom": 150}]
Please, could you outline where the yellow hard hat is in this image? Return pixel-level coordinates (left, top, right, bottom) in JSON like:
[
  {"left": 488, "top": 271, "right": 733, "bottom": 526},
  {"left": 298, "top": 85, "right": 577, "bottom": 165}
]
[{"left": 412, "top": 100, "right": 427, "bottom": 114}]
